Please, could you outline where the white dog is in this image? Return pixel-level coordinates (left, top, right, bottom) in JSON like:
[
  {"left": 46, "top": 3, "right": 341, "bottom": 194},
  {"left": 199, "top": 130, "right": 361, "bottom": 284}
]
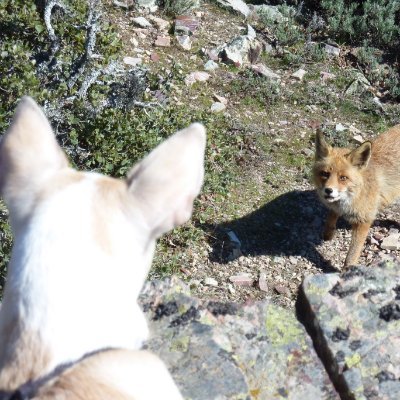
[{"left": 0, "top": 97, "right": 206, "bottom": 399}]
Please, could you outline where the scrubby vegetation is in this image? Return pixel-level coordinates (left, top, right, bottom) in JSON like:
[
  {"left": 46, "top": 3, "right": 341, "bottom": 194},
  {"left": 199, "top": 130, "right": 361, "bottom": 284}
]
[{"left": 0, "top": 0, "right": 399, "bottom": 301}]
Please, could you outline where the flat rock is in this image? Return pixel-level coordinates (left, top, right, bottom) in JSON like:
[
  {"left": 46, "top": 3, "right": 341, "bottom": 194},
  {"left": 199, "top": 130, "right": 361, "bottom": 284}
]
[
  {"left": 251, "top": 63, "right": 280, "bottom": 80},
  {"left": 215, "top": 0, "right": 250, "bottom": 17},
  {"left": 381, "top": 233, "right": 400, "bottom": 250},
  {"left": 154, "top": 35, "right": 171, "bottom": 47},
  {"left": 148, "top": 15, "right": 170, "bottom": 31},
  {"left": 325, "top": 44, "right": 340, "bottom": 57},
  {"left": 184, "top": 71, "right": 210, "bottom": 86},
  {"left": 132, "top": 16, "right": 152, "bottom": 29},
  {"left": 176, "top": 35, "right": 192, "bottom": 50},
  {"left": 210, "top": 102, "right": 226, "bottom": 113},
  {"left": 300, "top": 261, "right": 400, "bottom": 400},
  {"left": 204, "top": 60, "right": 219, "bottom": 71},
  {"left": 140, "top": 277, "right": 339, "bottom": 400},
  {"left": 291, "top": 68, "right": 307, "bottom": 81},
  {"left": 123, "top": 56, "right": 142, "bottom": 66}
]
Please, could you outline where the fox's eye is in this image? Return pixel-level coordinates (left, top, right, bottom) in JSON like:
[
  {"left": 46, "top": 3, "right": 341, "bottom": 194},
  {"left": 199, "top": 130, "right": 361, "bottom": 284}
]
[
  {"left": 320, "top": 171, "right": 330, "bottom": 179},
  {"left": 339, "top": 175, "right": 348, "bottom": 182}
]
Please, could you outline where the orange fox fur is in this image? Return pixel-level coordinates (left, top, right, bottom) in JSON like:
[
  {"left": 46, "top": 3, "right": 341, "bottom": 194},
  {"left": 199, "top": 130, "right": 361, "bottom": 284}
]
[{"left": 313, "top": 125, "right": 400, "bottom": 268}]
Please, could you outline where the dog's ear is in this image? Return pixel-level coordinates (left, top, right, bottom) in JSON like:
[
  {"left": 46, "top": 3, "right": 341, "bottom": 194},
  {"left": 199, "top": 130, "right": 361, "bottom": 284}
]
[
  {"left": 315, "top": 128, "right": 331, "bottom": 160},
  {"left": 348, "top": 141, "right": 372, "bottom": 168},
  {"left": 127, "top": 123, "right": 206, "bottom": 238},
  {"left": 0, "top": 97, "right": 68, "bottom": 204}
]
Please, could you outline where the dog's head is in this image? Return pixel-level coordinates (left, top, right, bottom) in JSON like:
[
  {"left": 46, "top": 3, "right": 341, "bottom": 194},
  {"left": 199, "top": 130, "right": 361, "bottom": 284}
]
[
  {"left": 0, "top": 97, "right": 206, "bottom": 293},
  {"left": 313, "top": 129, "right": 371, "bottom": 206}
]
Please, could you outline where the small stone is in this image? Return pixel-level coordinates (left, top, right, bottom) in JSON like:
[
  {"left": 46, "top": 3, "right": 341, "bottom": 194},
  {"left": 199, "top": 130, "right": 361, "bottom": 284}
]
[
  {"left": 251, "top": 64, "right": 280, "bottom": 80},
  {"left": 132, "top": 16, "right": 152, "bottom": 29},
  {"left": 150, "top": 52, "right": 160, "bottom": 62},
  {"left": 373, "top": 232, "right": 384, "bottom": 241},
  {"left": 213, "top": 94, "right": 227, "bottom": 105},
  {"left": 204, "top": 60, "right": 219, "bottom": 71},
  {"left": 381, "top": 233, "right": 400, "bottom": 250},
  {"left": 123, "top": 56, "right": 142, "bottom": 66},
  {"left": 204, "top": 277, "right": 218, "bottom": 287},
  {"left": 325, "top": 44, "right": 340, "bottom": 57},
  {"left": 258, "top": 270, "right": 269, "bottom": 292},
  {"left": 154, "top": 36, "right": 171, "bottom": 47},
  {"left": 130, "top": 37, "right": 139, "bottom": 47},
  {"left": 185, "top": 71, "right": 210, "bottom": 86},
  {"left": 353, "top": 135, "right": 364, "bottom": 144},
  {"left": 211, "top": 102, "right": 226, "bottom": 113},
  {"left": 176, "top": 35, "right": 192, "bottom": 50},
  {"left": 229, "top": 274, "right": 254, "bottom": 287},
  {"left": 291, "top": 68, "right": 307, "bottom": 81},
  {"left": 274, "top": 284, "right": 290, "bottom": 296},
  {"left": 335, "top": 123, "right": 346, "bottom": 132},
  {"left": 148, "top": 15, "right": 170, "bottom": 31}
]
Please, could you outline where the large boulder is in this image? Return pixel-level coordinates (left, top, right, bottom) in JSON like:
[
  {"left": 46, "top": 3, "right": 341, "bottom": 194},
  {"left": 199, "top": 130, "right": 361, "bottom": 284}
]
[
  {"left": 140, "top": 277, "right": 339, "bottom": 399},
  {"left": 300, "top": 259, "right": 400, "bottom": 400}
]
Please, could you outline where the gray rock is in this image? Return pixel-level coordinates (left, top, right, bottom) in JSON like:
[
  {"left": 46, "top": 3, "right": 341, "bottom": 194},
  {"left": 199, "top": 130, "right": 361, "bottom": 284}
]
[
  {"left": 345, "top": 73, "right": 371, "bottom": 95},
  {"left": 176, "top": 35, "right": 192, "bottom": 50},
  {"left": 325, "top": 44, "right": 340, "bottom": 57},
  {"left": 140, "top": 277, "right": 339, "bottom": 400},
  {"left": 251, "top": 63, "right": 280, "bottom": 80},
  {"left": 215, "top": 0, "right": 250, "bottom": 17},
  {"left": 219, "top": 26, "right": 261, "bottom": 66},
  {"left": 132, "top": 16, "right": 152, "bottom": 29},
  {"left": 300, "top": 260, "right": 400, "bottom": 400},
  {"left": 136, "top": 0, "right": 158, "bottom": 8},
  {"left": 381, "top": 233, "right": 400, "bottom": 250},
  {"left": 291, "top": 68, "right": 307, "bottom": 81},
  {"left": 210, "top": 102, "right": 226, "bottom": 113},
  {"left": 204, "top": 60, "right": 219, "bottom": 71}
]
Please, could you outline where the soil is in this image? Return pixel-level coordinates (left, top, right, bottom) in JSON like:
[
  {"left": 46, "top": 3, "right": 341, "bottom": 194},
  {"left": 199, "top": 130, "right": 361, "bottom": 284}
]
[{"left": 105, "top": 1, "right": 400, "bottom": 309}]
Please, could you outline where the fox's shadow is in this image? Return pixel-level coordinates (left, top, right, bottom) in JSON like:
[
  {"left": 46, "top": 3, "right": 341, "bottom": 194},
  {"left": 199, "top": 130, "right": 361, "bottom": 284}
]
[{"left": 202, "top": 189, "right": 343, "bottom": 272}]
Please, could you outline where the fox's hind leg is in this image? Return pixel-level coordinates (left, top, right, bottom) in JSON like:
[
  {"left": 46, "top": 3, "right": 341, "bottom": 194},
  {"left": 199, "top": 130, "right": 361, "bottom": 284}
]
[{"left": 323, "top": 210, "right": 338, "bottom": 241}]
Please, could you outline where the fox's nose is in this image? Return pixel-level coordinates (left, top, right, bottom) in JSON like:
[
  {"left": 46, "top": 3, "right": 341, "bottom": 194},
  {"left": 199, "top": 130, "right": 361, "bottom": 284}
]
[{"left": 325, "top": 188, "right": 333, "bottom": 195}]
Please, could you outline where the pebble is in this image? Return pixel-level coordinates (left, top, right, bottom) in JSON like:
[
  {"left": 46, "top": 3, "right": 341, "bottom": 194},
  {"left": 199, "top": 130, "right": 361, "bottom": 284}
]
[
  {"left": 154, "top": 35, "right": 171, "bottom": 47},
  {"left": 204, "top": 277, "right": 219, "bottom": 287},
  {"left": 211, "top": 102, "right": 226, "bottom": 113},
  {"left": 132, "top": 16, "right": 152, "bottom": 29}
]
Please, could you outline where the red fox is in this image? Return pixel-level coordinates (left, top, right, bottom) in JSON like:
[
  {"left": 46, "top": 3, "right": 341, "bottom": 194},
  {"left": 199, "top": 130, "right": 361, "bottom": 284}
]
[{"left": 313, "top": 125, "right": 400, "bottom": 268}]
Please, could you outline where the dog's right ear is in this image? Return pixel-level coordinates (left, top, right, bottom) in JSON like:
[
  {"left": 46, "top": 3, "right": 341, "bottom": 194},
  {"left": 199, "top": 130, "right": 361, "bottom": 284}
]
[
  {"left": 315, "top": 128, "right": 331, "bottom": 160},
  {"left": 127, "top": 123, "right": 206, "bottom": 239},
  {"left": 0, "top": 97, "right": 68, "bottom": 210}
]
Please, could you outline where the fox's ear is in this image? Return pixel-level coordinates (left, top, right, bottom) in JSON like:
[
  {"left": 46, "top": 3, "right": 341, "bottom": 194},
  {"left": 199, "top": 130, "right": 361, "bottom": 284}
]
[
  {"left": 126, "top": 123, "right": 206, "bottom": 238},
  {"left": 315, "top": 128, "right": 331, "bottom": 160},
  {"left": 348, "top": 141, "right": 372, "bottom": 168},
  {"left": 0, "top": 96, "right": 68, "bottom": 205}
]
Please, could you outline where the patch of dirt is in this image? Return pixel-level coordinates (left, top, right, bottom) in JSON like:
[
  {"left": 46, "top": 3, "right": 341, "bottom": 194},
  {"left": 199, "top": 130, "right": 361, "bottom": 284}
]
[{"left": 104, "top": 1, "right": 400, "bottom": 309}]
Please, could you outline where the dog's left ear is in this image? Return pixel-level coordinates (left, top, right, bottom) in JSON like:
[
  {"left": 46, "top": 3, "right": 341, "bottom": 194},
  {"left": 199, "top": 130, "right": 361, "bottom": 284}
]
[
  {"left": 127, "top": 123, "right": 206, "bottom": 238},
  {"left": 348, "top": 141, "right": 372, "bottom": 168},
  {"left": 0, "top": 97, "right": 68, "bottom": 213}
]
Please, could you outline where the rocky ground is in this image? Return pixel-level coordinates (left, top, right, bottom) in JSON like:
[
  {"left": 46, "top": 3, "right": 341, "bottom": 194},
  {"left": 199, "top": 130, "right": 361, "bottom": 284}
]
[{"left": 105, "top": 1, "right": 400, "bottom": 308}]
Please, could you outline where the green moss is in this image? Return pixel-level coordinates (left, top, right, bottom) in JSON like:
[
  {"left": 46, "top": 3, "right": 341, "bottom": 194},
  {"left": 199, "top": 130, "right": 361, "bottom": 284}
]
[
  {"left": 265, "top": 305, "right": 305, "bottom": 347},
  {"left": 345, "top": 353, "right": 361, "bottom": 368}
]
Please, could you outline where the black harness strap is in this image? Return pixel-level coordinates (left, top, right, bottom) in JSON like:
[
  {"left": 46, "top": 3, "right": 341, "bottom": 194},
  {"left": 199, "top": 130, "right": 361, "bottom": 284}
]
[{"left": 0, "top": 348, "right": 114, "bottom": 400}]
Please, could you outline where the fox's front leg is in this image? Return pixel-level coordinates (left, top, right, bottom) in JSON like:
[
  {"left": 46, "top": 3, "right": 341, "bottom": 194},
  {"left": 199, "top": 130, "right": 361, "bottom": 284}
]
[
  {"left": 323, "top": 210, "right": 338, "bottom": 241},
  {"left": 344, "top": 222, "right": 371, "bottom": 268}
]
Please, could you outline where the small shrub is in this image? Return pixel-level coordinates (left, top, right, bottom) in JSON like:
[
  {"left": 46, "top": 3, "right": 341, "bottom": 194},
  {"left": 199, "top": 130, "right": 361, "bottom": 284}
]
[{"left": 162, "top": 0, "right": 200, "bottom": 16}]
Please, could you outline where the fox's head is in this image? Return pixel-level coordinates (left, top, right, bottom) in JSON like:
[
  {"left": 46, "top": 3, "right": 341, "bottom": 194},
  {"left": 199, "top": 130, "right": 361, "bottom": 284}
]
[{"left": 313, "top": 129, "right": 372, "bottom": 207}]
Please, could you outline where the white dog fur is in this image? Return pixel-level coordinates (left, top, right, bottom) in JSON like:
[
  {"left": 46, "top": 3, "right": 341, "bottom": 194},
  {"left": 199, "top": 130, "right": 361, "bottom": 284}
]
[{"left": 0, "top": 96, "right": 206, "bottom": 399}]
